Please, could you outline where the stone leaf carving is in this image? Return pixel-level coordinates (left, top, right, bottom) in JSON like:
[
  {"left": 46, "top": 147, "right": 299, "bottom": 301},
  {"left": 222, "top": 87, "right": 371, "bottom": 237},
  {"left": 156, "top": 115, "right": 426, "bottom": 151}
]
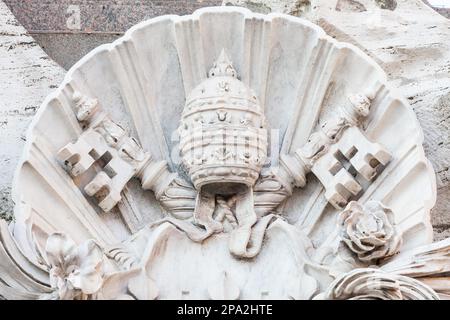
[
  {"left": 39, "top": 232, "right": 160, "bottom": 300},
  {"left": 339, "top": 200, "right": 402, "bottom": 263},
  {"left": 381, "top": 237, "right": 450, "bottom": 298},
  {"left": 105, "top": 244, "right": 140, "bottom": 271},
  {"left": 317, "top": 268, "right": 440, "bottom": 300}
]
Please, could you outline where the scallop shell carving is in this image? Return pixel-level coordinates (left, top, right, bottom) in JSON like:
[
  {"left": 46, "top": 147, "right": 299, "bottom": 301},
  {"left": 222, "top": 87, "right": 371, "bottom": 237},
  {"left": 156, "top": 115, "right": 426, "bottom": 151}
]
[{"left": 6, "top": 7, "right": 436, "bottom": 299}]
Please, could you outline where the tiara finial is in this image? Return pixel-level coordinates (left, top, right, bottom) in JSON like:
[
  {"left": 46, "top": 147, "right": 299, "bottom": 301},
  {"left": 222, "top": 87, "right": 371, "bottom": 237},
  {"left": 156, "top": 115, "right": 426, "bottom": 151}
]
[{"left": 208, "top": 49, "right": 237, "bottom": 78}]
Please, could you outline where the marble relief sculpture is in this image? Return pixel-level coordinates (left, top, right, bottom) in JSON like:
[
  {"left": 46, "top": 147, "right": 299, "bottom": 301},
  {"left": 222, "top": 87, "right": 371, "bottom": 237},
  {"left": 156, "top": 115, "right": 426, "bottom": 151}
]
[{"left": 1, "top": 7, "right": 449, "bottom": 300}]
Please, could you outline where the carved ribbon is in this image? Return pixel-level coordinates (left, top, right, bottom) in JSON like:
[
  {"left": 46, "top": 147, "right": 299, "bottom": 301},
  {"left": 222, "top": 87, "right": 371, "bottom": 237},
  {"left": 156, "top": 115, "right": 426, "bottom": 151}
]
[
  {"left": 229, "top": 189, "right": 276, "bottom": 258},
  {"left": 152, "top": 191, "right": 221, "bottom": 242},
  {"left": 153, "top": 186, "right": 276, "bottom": 258}
]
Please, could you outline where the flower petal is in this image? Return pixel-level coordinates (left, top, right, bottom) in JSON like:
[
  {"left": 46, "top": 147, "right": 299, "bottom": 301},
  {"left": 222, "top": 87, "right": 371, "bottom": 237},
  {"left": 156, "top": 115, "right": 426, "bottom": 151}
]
[
  {"left": 67, "top": 267, "right": 103, "bottom": 294},
  {"left": 45, "top": 233, "right": 78, "bottom": 269},
  {"left": 359, "top": 236, "right": 385, "bottom": 247},
  {"left": 77, "top": 239, "right": 103, "bottom": 271}
]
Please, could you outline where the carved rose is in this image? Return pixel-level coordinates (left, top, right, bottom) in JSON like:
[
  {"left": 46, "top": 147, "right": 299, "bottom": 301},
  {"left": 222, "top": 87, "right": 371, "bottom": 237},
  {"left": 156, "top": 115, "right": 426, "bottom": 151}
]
[
  {"left": 44, "top": 233, "right": 104, "bottom": 300},
  {"left": 339, "top": 201, "right": 402, "bottom": 262}
]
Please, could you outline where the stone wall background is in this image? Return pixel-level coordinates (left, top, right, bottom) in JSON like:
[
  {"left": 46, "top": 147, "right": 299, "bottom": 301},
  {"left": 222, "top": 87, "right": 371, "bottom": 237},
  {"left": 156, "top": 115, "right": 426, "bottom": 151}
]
[
  {"left": 1, "top": 0, "right": 449, "bottom": 241},
  {"left": 0, "top": 1, "right": 65, "bottom": 220},
  {"left": 4, "top": 0, "right": 223, "bottom": 69}
]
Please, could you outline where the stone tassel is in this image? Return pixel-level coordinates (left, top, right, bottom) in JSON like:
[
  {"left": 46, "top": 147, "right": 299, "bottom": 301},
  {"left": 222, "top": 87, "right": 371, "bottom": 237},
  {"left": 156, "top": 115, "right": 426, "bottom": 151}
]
[{"left": 229, "top": 187, "right": 275, "bottom": 258}]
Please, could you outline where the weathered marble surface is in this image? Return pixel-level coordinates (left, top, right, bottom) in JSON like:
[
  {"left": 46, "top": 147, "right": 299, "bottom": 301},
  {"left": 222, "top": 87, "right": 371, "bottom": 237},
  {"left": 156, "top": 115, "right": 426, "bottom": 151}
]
[
  {"left": 2, "top": 0, "right": 449, "bottom": 241},
  {"left": 1, "top": 6, "right": 447, "bottom": 300},
  {"left": 0, "top": 0, "right": 450, "bottom": 239},
  {"left": 307, "top": 0, "right": 450, "bottom": 241},
  {"left": 0, "top": 1, "right": 65, "bottom": 220},
  {"left": 226, "top": 0, "right": 450, "bottom": 241},
  {"left": 0, "top": 2, "right": 450, "bottom": 300}
]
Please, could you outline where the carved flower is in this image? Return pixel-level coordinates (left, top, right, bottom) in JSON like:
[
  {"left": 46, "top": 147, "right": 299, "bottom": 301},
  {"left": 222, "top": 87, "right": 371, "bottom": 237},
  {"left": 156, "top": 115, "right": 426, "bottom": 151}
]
[
  {"left": 339, "top": 201, "right": 402, "bottom": 263},
  {"left": 44, "top": 233, "right": 104, "bottom": 300}
]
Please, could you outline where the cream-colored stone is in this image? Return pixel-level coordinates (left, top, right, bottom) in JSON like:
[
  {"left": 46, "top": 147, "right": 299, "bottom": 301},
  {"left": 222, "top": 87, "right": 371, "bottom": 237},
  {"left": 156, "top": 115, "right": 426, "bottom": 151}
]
[
  {"left": 0, "top": 6, "right": 448, "bottom": 300},
  {"left": 0, "top": 1, "right": 65, "bottom": 221}
]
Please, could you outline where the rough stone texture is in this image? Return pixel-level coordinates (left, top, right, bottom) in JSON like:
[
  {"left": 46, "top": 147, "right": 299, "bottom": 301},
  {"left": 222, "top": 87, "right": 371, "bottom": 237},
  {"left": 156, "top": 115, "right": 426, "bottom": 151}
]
[
  {"left": 424, "top": 0, "right": 450, "bottom": 18},
  {"left": 374, "top": 0, "right": 397, "bottom": 10},
  {"left": 4, "top": 0, "right": 223, "bottom": 69},
  {"left": 335, "top": 0, "right": 368, "bottom": 12},
  {"left": 4, "top": 0, "right": 224, "bottom": 32},
  {"left": 34, "top": 33, "right": 119, "bottom": 71},
  {"left": 0, "top": 1, "right": 65, "bottom": 220},
  {"left": 4, "top": 0, "right": 446, "bottom": 70},
  {"left": 222, "top": 0, "right": 311, "bottom": 15}
]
